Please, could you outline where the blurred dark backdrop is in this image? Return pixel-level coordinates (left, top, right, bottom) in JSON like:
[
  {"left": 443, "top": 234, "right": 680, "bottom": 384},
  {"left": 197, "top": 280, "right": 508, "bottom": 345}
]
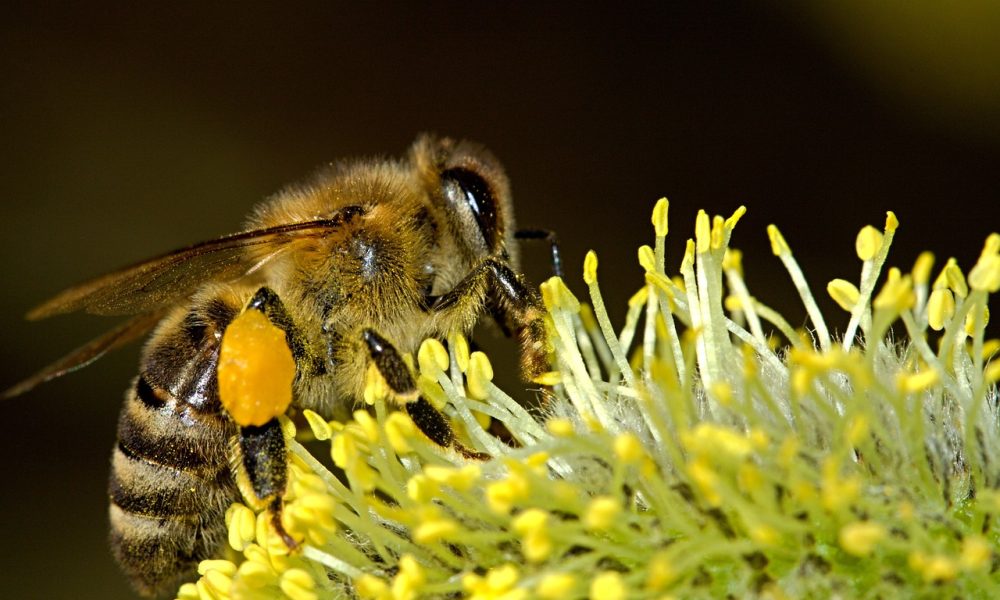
[{"left": 2, "top": 2, "right": 998, "bottom": 598}]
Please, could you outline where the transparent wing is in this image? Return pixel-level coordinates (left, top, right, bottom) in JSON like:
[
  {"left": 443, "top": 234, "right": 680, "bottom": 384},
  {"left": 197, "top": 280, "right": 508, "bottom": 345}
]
[{"left": 27, "top": 218, "right": 349, "bottom": 319}]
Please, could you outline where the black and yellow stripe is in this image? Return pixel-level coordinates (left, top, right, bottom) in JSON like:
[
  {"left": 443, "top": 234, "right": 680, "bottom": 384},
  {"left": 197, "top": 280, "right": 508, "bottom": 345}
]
[{"left": 108, "top": 302, "right": 241, "bottom": 597}]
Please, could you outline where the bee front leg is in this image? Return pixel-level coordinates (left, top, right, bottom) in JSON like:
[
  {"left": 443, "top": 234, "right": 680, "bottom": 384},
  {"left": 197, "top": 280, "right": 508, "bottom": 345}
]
[
  {"left": 362, "top": 329, "right": 488, "bottom": 460},
  {"left": 432, "top": 258, "right": 549, "bottom": 382},
  {"left": 233, "top": 420, "right": 298, "bottom": 548}
]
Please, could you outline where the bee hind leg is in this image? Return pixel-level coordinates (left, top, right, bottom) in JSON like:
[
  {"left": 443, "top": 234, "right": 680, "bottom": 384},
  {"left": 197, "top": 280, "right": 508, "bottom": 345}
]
[
  {"left": 233, "top": 419, "right": 298, "bottom": 549},
  {"left": 362, "top": 329, "right": 488, "bottom": 460}
]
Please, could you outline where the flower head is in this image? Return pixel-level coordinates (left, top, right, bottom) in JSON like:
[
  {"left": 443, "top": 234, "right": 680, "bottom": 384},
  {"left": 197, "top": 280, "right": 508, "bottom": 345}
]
[{"left": 178, "top": 203, "right": 1000, "bottom": 599}]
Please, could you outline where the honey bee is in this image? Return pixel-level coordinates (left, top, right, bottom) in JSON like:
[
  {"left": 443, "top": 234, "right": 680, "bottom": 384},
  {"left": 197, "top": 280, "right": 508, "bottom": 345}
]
[{"left": 5, "top": 135, "right": 558, "bottom": 596}]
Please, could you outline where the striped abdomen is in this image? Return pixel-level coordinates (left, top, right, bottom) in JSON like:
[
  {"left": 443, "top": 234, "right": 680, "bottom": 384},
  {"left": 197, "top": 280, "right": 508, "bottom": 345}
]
[{"left": 109, "top": 304, "right": 240, "bottom": 597}]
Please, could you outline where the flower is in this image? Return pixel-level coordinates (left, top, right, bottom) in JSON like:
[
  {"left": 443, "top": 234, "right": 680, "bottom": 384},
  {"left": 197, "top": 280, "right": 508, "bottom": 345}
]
[{"left": 178, "top": 199, "right": 1000, "bottom": 599}]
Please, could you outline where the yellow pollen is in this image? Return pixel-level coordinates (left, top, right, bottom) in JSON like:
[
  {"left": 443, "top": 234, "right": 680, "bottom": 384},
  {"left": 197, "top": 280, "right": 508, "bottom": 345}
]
[
  {"left": 750, "top": 524, "right": 780, "bottom": 546},
  {"left": 855, "top": 225, "right": 883, "bottom": 261},
  {"left": 613, "top": 432, "right": 644, "bottom": 463},
  {"left": 354, "top": 574, "right": 390, "bottom": 599},
  {"left": 363, "top": 362, "right": 389, "bottom": 405},
  {"left": 909, "top": 552, "right": 959, "bottom": 583},
  {"left": 982, "top": 232, "right": 1000, "bottom": 258},
  {"left": 302, "top": 409, "right": 332, "bottom": 441},
  {"left": 467, "top": 351, "right": 495, "bottom": 400},
  {"left": 280, "top": 568, "right": 318, "bottom": 600},
  {"left": 722, "top": 248, "right": 743, "bottom": 274},
  {"left": 839, "top": 521, "right": 885, "bottom": 556},
  {"left": 486, "top": 478, "right": 527, "bottom": 515},
  {"left": 884, "top": 211, "right": 899, "bottom": 232},
  {"left": 413, "top": 518, "right": 458, "bottom": 543},
  {"left": 725, "top": 205, "right": 747, "bottom": 230},
  {"left": 225, "top": 503, "right": 256, "bottom": 552},
  {"left": 450, "top": 332, "right": 471, "bottom": 372},
  {"left": 969, "top": 252, "right": 1000, "bottom": 292},
  {"left": 709, "top": 381, "right": 733, "bottom": 406},
  {"left": 532, "top": 371, "right": 562, "bottom": 386},
  {"left": 583, "top": 250, "right": 599, "bottom": 285},
  {"left": 590, "top": 571, "right": 626, "bottom": 600},
  {"left": 540, "top": 276, "right": 581, "bottom": 312},
  {"left": 536, "top": 573, "right": 576, "bottom": 598},
  {"left": 912, "top": 251, "right": 935, "bottom": 285},
  {"left": 985, "top": 359, "right": 1000, "bottom": 384},
  {"left": 406, "top": 474, "right": 436, "bottom": 503},
  {"left": 966, "top": 305, "right": 990, "bottom": 335},
  {"left": 873, "top": 268, "right": 915, "bottom": 311},
  {"left": 510, "top": 508, "right": 549, "bottom": 535},
  {"left": 628, "top": 286, "right": 650, "bottom": 309},
  {"left": 417, "top": 338, "right": 449, "bottom": 376},
  {"left": 845, "top": 415, "right": 869, "bottom": 445},
  {"left": 897, "top": 369, "right": 940, "bottom": 394},
  {"left": 927, "top": 288, "right": 955, "bottom": 331},
  {"left": 711, "top": 214, "right": 725, "bottom": 249},
  {"left": 695, "top": 210, "right": 710, "bottom": 253},
  {"left": 353, "top": 410, "right": 380, "bottom": 443},
  {"left": 546, "top": 417, "right": 575, "bottom": 436},
  {"left": 960, "top": 535, "right": 992, "bottom": 570},
  {"left": 424, "top": 464, "right": 481, "bottom": 491},
  {"left": 944, "top": 259, "right": 969, "bottom": 297},
  {"left": 646, "top": 552, "right": 676, "bottom": 590},
  {"left": 384, "top": 411, "right": 416, "bottom": 454},
  {"left": 584, "top": 496, "right": 620, "bottom": 531},
  {"left": 827, "top": 279, "right": 860, "bottom": 312},
  {"left": 638, "top": 245, "right": 656, "bottom": 272},
  {"left": 652, "top": 197, "right": 669, "bottom": 237},
  {"left": 767, "top": 224, "right": 790, "bottom": 256}
]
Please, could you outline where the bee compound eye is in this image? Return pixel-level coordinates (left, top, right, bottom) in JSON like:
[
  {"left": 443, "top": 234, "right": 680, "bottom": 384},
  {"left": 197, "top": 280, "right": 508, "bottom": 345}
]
[{"left": 441, "top": 167, "right": 498, "bottom": 251}]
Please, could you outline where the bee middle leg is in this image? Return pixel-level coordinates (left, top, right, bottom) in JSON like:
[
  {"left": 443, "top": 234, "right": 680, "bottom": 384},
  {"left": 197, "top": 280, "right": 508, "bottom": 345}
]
[{"left": 362, "top": 329, "right": 488, "bottom": 460}]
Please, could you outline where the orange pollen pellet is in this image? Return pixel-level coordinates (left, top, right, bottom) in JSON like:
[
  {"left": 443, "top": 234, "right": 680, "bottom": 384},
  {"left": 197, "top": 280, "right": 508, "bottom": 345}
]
[{"left": 217, "top": 308, "right": 296, "bottom": 427}]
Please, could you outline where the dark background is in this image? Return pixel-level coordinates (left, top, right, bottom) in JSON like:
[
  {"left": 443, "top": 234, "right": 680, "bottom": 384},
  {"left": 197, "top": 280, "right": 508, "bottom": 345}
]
[{"left": 2, "top": 3, "right": 997, "bottom": 598}]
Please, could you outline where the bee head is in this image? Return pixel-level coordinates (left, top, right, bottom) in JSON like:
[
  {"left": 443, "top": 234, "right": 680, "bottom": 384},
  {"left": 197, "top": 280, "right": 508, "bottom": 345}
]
[{"left": 413, "top": 135, "right": 518, "bottom": 268}]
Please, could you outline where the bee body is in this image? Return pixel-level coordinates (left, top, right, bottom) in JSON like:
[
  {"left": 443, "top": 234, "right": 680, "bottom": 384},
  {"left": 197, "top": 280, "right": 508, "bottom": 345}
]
[
  {"left": 110, "top": 295, "right": 240, "bottom": 595},
  {"left": 9, "top": 136, "right": 553, "bottom": 596}
]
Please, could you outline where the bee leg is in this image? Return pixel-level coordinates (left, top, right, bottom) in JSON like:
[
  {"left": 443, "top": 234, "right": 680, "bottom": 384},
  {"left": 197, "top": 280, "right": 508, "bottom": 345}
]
[
  {"left": 432, "top": 258, "right": 548, "bottom": 382},
  {"left": 362, "top": 329, "right": 489, "bottom": 460},
  {"left": 246, "top": 286, "right": 313, "bottom": 367},
  {"left": 515, "top": 228, "right": 563, "bottom": 278},
  {"left": 234, "top": 419, "right": 298, "bottom": 549}
]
